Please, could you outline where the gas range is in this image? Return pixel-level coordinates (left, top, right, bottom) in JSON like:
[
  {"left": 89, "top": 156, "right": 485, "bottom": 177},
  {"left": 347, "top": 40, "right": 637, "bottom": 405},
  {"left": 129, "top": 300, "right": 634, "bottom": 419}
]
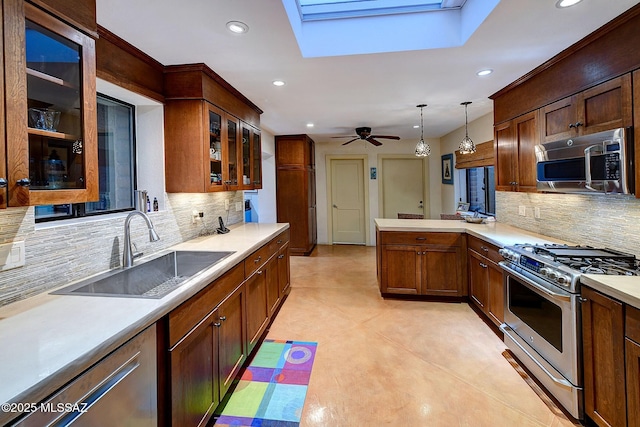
[{"left": 499, "top": 243, "right": 639, "bottom": 293}]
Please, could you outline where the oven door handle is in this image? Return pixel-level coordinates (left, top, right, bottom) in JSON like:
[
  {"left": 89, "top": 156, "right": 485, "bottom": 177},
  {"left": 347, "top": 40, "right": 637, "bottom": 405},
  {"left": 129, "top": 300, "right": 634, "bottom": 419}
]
[
  {"left": 499, "top": 262, "right": 571, "bottom": 303},
  {"left": 499, "top": 324, "right": 575, "bottom": 390}
]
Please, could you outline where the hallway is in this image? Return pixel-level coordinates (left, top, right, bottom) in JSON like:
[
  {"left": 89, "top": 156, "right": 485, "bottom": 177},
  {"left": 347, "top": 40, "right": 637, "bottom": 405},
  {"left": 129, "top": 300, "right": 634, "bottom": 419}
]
[{"left": 266, "top": 245, "right": 580, "bottom": 427}]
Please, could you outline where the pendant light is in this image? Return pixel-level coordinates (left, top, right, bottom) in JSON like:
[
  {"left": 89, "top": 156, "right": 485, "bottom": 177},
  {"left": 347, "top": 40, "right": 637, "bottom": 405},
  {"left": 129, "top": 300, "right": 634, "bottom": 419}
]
[
  {"left": 459, "top": 101, "right": 476, "bottom": 154},
  {"left": 415, "top": 104, "right": 430, "bottom": 157}
]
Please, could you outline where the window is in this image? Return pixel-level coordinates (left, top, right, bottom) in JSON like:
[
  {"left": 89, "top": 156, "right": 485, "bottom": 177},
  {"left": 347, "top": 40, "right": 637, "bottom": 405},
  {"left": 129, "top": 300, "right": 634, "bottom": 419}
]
[
  {"left": 35, "top": 94, "right": 136, "bottom": 222},
  {"left": 466, "top": 166, "right": 495, "bottom": 215}
]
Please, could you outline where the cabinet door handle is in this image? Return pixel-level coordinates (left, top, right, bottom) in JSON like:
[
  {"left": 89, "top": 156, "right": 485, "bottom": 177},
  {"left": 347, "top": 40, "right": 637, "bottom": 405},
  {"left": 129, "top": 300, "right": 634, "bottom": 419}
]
[
  {"left": 16, "top": 178, "right": 30, "bottom": 187},
  {"left": 219, "top": 316, "right": 226, "bottom": 321},
  {"left": 254, "top": 256, "right": 262, "bottom": 264},
  {"left": 214, "top": 322, "right": 221, "bottom": 327},
  {"left": 257, "top": 270, "right": 263, "bottom": 275},
  {"left": 0, "top": 178, "right": 7, "bottom": 188},
  {"left": 415, "top": 237, "right": 426, "bottom": 241},
  {"left": 278, "top": 254, "right": 285, "bottom": 259},
  {"left": 277, "top": 240, "right": 283, "bottom": 244},
  {"left": 480, "top": 246, "right": 489, "bottom": 252},
  {"left": 575, "top": 122, "right": 583, "bottom": 128},
  {"left": 479, "top": 262, "right": 488, "bottom": 268},
  {"left": 569, "top": 123, "right": 576, "bottom": 129},
  {"left": 578, "top": 297, "right": 588, "bottom": 303}
]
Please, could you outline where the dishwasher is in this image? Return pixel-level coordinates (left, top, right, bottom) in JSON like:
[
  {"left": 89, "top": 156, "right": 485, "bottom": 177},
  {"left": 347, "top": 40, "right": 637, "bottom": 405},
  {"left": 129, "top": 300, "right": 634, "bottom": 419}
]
[{"left": 11, "top": 325, "right": 157, "bottom": 427}]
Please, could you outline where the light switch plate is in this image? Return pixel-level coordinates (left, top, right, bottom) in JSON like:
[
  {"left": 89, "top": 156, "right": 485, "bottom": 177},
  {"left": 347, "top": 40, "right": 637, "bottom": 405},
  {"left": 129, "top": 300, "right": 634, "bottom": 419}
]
[
  {"left": 518, "top": 205, "right": 526, "bottom": 216},
  {"left": 534, "top": 207, "right": 541, "bottom": 219},
  {"left": 224, "top": 199, "right": 230, "bottom": 211},
  {"left": 0, "top": 241, "right": 25, "bottom": 271}
]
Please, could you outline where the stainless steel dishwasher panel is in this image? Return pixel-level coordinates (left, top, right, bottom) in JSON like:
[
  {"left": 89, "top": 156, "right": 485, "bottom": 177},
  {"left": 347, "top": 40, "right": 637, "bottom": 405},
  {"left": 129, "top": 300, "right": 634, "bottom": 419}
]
[{"left": 12, "top": 324, "right": 157, "bottom": 427}]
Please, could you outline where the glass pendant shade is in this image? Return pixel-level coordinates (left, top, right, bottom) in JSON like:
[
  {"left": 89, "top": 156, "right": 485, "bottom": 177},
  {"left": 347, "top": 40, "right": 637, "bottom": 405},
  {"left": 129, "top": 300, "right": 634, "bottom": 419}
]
[
  {"left": 415, "top": 104, "right": 430, "bottom": 157},
  {"left": 415, "top": 138, "right": 430, "bottom": 157},
  {"left": 458, "top": 101, "right": 476, "bottom": 154}
]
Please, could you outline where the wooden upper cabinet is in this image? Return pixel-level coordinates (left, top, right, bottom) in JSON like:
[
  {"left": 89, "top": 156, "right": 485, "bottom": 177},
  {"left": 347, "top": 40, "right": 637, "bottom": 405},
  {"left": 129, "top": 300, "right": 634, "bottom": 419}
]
[
  {"left": 4, "top": 0, "right": 98, "bottom": 207},
  {"left": 240, "top": 123, "right": 262, "bottom": 190},
  {"left": 494, "top": 110, "right": 538, "bottom": 192},
  {"left": 163, "top": 64, "right": 262, "bottom": 193},
  {"left": 27, "top": 0, "right": 97, "bottom": 37},
  {"left": 541, "top": 74, "right": 632, "bottom": 143}
]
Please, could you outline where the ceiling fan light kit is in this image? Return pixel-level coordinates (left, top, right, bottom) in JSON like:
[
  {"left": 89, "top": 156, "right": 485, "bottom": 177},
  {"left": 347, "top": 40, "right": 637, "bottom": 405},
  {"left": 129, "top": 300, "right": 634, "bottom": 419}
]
[
  {"left": 458, "top": 101, "right": 476, "bottom": 154},
  {"left": 415, "top": 104, "right": 430, "bottom": 157}
]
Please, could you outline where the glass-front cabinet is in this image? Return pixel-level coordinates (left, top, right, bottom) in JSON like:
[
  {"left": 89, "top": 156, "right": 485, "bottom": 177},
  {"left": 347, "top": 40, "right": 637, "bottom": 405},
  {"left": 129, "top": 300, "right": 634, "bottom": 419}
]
[
  {"left": 240, "top": 123, "right": 262, "bottom": 190},
  {"left": 4, "top": 2, "right": 97, "bottom": 207},
  {"left": 226, "top": 116, "right": 240, "bottom": 190},
  {"left": 208, "top": 106, "right": 223, "bottom": 189}
]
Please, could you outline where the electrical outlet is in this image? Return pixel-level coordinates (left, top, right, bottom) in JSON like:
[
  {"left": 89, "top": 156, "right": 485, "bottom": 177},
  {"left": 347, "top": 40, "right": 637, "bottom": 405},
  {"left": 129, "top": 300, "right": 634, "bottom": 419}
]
[
  {"left": 192, "top": 209, "right": 199, "bottom": 224},
  {"left": 235, "top": 202, "right": 243, "bottom": 212},
  {"left": 0, "top": 241, "right": 25, "bottom": 271},
  {"left": 534, "top": 207, "right": 541, "bottom": 219},
  {"left": 224, "top": 199, "right": 230, "bottom": 211},
  {"left": 199, "top": 211, "right": 204, "bottom": 218},
  {"left": 518, "top": 205, "right": 526, "bottom": 216}
]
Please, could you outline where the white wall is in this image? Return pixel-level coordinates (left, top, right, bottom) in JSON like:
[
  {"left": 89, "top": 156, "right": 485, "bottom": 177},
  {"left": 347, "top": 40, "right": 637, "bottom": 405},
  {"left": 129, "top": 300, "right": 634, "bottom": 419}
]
[
  {"left": 438, "top": 112, "right": 494, "bottom": 212},
  {"left": 314, "top": 137, "right": 441, "bottom": 246},
  {"left": 244, "top": 129, "right": 277, "bottom": 223}
]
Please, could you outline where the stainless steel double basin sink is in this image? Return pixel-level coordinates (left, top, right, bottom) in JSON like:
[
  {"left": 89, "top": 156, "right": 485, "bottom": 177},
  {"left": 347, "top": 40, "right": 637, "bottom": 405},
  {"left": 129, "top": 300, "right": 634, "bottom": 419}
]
[{"left": 53, "top": 251, "right": 234, "bottom": 299}]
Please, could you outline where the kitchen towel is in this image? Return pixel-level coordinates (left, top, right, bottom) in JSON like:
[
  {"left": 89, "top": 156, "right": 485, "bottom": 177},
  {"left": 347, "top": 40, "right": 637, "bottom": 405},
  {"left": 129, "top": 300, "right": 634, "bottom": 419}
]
[{"left": 215, "top": 339, "right": 317, "bottom": 427}]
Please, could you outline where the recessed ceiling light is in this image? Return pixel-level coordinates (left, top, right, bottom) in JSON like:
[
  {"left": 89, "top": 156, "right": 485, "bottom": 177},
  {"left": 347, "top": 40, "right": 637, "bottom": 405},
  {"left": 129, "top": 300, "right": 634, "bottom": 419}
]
[
  {"left": 476, "top": 69, "right": 493, "bottom": 76},
  {"left": 272, "top": 80, "right": 286, "bottom": 87},
  {"left": 226, "top": 21, "right": 249, "bottom": 34},
  {"left": 556, "top": 0, "right": 582, "bottom": 8},
  {"left": 306, "top": 123, "right": 314, "bottom": 128}
]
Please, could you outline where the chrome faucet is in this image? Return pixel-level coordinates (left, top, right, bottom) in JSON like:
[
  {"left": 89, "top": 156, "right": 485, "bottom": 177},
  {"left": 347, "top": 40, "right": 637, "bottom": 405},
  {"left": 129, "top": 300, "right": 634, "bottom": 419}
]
[{"left": 123, "top": 210, "right": 160, "bottom": 268}]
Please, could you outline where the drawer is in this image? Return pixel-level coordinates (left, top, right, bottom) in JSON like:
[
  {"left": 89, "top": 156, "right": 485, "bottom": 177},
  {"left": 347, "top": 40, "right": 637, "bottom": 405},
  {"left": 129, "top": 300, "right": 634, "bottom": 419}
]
[
  {"left": 268, "top": 229, "right": 290, "bottom": 255},
  {"left": 245, "top": 244, "right": 273, "bottom": 277},
  {"left": 380, "top": 231, "right": 462, "bottom": 246},
  {"left": 168, "top": 263, "right": 244, "bottom": 347},
  {"left": 468, "top": 235, "right": 502, "bottom": 264},
  {"left": 627, "top": 305, "right": 640, "bottom": 344}
]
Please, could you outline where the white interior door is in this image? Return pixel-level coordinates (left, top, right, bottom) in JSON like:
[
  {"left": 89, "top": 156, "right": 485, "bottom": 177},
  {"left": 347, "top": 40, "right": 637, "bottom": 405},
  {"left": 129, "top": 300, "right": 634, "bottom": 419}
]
[
  {"left": 330, "top": 159, "right": 366, "bottom": 244},
  {"left": 381, "top": 157, "right": 427, "bottom": 218}
]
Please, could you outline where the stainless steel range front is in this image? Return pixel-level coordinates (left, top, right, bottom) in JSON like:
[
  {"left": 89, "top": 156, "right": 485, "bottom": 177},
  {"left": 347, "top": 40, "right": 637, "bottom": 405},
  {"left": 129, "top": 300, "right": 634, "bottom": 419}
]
[{"left": 498, "top": 243, "right": 640, "bottom": 420}]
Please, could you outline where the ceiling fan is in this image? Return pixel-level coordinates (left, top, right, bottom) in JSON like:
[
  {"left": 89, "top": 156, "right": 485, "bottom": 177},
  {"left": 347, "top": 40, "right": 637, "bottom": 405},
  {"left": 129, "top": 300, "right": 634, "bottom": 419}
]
[{"left": 333, "top": 127, "right": 400, "bottom": 146}]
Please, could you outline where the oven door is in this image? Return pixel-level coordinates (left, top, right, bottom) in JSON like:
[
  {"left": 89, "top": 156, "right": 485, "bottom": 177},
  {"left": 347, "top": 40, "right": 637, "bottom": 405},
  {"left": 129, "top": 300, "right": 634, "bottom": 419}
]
[
  {"left": 500, "top": 262, "right": 583, "bottom": 419},
  {"left": 501, "top": 262, "right": 581, "bottom": 383}
]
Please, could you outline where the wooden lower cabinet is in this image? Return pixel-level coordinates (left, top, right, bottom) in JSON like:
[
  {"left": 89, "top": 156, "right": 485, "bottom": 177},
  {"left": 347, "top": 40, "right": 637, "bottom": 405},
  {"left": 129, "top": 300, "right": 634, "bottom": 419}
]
[
  {"left": 626, "top": 305, "right": 640, "bottom": 427},
  {"left": 169, "top": 281, "right": 246, "bottom": 427},
  {"left": 377, "top": 231, "right": 466, "bottom": 297},
  {"left": 166, "top": 229, "right": 290, "bottom": 426},
  {"left": 245, "top": 268, "right": 269, "bottom": 354},
  {"left": 582, "top": 286, "right": 627, "bottom": 427},
  {"left": 467, "top": 236, "right": 504, "bottom": 326}
]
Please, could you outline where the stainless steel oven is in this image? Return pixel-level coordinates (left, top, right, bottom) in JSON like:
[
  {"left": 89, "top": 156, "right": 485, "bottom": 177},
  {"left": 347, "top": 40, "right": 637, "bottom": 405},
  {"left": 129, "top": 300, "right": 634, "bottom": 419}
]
[
  {"left": 500, "top": 261, "right": 582, "bottom": 419},
  {"left": 498, "top": 243, "right": 640, "bottom": 420}
]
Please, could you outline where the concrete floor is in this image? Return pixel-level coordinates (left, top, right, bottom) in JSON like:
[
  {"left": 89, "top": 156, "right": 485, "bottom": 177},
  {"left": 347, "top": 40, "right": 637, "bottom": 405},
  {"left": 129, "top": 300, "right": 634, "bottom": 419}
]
[{"left": 266, "top": 245, "right": 582, "bottom": 427}]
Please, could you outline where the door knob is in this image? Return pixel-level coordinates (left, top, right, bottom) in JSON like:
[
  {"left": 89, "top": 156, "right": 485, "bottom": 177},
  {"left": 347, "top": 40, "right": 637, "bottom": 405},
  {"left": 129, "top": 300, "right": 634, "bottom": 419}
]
[{"left": 333, "top": 204, "right": 338, "bottom": 208}]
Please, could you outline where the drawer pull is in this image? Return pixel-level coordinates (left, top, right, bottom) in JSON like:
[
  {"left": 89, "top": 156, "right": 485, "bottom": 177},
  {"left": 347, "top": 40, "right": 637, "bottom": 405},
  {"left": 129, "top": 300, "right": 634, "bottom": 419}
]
[
  {"left": 278, "top": 254, "right": 285, "bottom": 259},
  {"left": 479, "top": 262, "right": 488, "bottom": 268},
  {"left": 415, "top": 237, "right": 427, "bottom": 241},
  {"left": 480, "top": 246, "right": 489, "bottom": 252},
  {"left": 277, "top": 240, "right": 283, "bottom": 244},
  {"left": 257, "top": 270, "right": 263, "bottom": 275},
  {"left": 254, "top": 256, "right": 262, "bottom": 264}
]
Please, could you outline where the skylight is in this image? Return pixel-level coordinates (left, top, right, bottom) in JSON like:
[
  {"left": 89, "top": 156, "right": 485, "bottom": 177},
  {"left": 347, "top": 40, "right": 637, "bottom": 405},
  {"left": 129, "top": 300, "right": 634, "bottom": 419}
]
[
  {"left": 297, "top": 0, "right": 467, "bottom": 21},
  {"left": 283, "top": 0, "right": 499, "bottom": 57}
]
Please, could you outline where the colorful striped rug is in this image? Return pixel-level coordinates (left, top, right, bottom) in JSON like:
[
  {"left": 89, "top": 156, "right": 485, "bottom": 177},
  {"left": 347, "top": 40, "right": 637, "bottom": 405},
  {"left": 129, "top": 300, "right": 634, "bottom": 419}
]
[{"left": 215, "top": 339, "right": 317, "bottom": 427}]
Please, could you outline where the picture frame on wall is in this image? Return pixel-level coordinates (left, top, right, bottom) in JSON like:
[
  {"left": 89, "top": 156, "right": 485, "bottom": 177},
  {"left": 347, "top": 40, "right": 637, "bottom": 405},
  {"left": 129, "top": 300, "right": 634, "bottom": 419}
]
[{"left": 441, "top": 153, "right": 453, "bottom": 185}]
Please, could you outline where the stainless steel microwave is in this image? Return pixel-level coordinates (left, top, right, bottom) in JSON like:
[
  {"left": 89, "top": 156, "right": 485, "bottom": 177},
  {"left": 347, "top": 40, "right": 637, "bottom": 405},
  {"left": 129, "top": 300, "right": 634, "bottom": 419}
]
[{"left": 536, "top": 127, "right": 634, "bottom": 194}]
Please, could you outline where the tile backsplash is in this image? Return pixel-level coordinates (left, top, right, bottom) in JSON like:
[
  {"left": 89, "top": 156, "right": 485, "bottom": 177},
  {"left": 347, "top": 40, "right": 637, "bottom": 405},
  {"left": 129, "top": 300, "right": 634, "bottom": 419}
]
[
  {"left": 496, "top": 191, "right": 640, "bottom": 256},
  {"left": 0, "top": 192, "right": 243, "bottom": 307}
]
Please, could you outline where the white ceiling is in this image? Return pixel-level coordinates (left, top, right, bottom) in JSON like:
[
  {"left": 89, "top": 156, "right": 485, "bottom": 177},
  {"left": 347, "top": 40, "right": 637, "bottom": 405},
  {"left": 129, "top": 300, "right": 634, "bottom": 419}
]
[{"left": 96, "top": 0, "right": 640, "bottom": 144}]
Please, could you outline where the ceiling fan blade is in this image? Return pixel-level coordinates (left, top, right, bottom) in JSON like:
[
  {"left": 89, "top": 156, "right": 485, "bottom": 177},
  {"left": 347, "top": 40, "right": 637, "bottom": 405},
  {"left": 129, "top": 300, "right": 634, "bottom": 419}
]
[
  {"left": 367, "top": 137, "right": 383, "bottom": 146},
  {"left": 342, "top": 138, "right": 359, "bottom": 145},
  {"left": 332, "top": 135, "right": 357, "bottom": 138},
  {"left": 370, "top": 135, "right": 400, "bottom": 140}
]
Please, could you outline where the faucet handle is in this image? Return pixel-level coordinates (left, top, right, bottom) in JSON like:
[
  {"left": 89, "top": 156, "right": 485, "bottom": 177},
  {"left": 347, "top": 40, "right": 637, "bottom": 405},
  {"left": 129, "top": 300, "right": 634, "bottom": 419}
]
[{"left": 131, "top": 242, "right": 143, "bottom": 260}]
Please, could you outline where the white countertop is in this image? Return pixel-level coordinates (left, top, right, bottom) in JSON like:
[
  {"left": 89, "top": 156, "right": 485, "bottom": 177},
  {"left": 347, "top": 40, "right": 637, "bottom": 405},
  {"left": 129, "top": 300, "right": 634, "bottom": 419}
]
[
  {"left": 0, "top": 222, "right": 288, "bottom": 425},
  {"left": 375, "top": 218, "right": 640, "bottom": 310}
]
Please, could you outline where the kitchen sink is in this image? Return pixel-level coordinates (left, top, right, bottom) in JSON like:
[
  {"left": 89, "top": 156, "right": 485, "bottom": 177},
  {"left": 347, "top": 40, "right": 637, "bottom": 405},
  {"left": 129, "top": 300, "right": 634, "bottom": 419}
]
[{"left": 52, "top": 251, "right": 234, "bottom": 299}]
